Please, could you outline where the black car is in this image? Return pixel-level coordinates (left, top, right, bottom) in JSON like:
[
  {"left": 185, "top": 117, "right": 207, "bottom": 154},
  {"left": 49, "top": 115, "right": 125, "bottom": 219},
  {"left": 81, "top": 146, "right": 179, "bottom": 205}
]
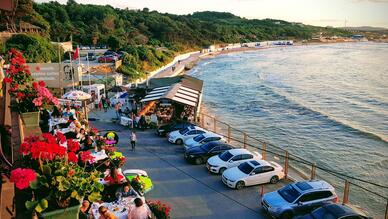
[
  {"left": 184, "top": 141, "right": 234, "bottom": 165},
  {"left": 156, "top": 122, "right": 194, "bottom": 136},
  {"left": 294, "top": 204, "right": 370, "bottom": 219}
]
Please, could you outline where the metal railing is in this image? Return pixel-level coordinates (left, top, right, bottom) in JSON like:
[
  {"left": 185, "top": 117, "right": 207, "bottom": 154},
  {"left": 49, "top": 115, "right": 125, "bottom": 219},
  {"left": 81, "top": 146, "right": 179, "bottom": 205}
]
[{"left": 197, "top": 112, "right": 388, "bottom": 219}]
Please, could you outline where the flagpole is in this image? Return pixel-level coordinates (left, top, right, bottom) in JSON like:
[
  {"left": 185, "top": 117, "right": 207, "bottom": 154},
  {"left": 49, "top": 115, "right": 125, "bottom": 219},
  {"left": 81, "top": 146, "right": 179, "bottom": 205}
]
[
  {"left": 86, "top": 53, "right": 91, "bottom": 94},
  {"left": 69, "top": 51, "right": 75, "bottom": 90},
  {"left": 78, "top": 45, "right": 83, "bottom": 88}
]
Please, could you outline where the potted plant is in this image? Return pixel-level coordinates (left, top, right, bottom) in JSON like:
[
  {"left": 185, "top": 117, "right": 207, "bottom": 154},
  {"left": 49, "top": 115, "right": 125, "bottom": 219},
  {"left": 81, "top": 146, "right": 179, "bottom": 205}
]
[
  {"left": 3, "top": 49, "right": 59, "bottom": 127},
  {"left": 10, "top": 133, "right": 104, "bottom": 219},
  {"left": 147, "top": 200, "right": 171, "bottom": 219}
]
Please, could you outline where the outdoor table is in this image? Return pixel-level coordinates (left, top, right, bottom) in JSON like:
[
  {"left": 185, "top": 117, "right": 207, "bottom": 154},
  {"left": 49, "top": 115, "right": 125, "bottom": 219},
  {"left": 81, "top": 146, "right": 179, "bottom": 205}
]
[
  {"left": 49, "top": 118, "right": 68, "bottom": 132},
  {"left": 90, "top": 150, "right": 109, "bottom": 164},
  {"left": 90, "top": 196, "right": 145, "bottom": 219}
]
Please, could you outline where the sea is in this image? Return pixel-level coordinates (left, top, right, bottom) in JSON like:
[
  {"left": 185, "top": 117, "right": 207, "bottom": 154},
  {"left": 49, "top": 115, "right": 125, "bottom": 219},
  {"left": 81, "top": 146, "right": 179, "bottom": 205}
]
[{"left": 188, "top": 42, "right": 388, "bottom": 217}]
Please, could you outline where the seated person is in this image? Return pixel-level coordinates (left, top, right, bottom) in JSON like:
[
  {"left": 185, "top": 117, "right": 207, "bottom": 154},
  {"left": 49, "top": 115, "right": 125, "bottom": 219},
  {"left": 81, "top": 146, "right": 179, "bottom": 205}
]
[
  {"left": 127, "top": 198, "right": 151, "bottom": 219},
  {"left": 80, "top": 135, "right": 94, "bottom": 151},
  {"left": 77, "top": 128, "right": 86, "bottom": 141},
  {"left": 124, "top": 107, "right": 131, "bottom": 116},
  {"left": 98, "top": 206, "right": 118, "bottom": 219},
  {"left": 104, "top": 167, "right": 125, "bottom": 185},
  {"left": 116, "top": 182, "right": 138, "bottom": 199},
  {"left": 79, "top": 199, "right": 91, "bottom": 219}
]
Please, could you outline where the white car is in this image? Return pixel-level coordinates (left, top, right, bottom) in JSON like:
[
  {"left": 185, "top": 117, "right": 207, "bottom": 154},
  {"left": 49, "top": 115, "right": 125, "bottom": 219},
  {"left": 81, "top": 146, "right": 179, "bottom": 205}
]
[
  {"left": 206, "top": 149, "right": 262, "bottom": 174},
  {"left": 222, "top": 160, "right": 284, "bottom": 189},
  {"left": 168, "top": 126, "right": 206, "bottom": 144},
  {"left": 184, "top": 132, "right": 226, "bottom": 150}
]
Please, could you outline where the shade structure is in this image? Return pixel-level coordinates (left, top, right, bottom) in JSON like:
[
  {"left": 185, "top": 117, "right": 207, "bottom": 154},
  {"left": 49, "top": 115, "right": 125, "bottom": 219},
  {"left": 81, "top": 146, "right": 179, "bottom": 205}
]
[
  {"left": 62, "top": 90, "right": 92, "bottom": 100},
  {"left": 108, "top": 86, "right": 123, "bottom": 93}
]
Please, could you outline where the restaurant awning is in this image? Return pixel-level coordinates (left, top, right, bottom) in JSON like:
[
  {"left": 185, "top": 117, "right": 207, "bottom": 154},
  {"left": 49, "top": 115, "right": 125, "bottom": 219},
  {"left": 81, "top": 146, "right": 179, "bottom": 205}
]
[{"left": 140, "top": 83, "right": 202, "bottom": 108}]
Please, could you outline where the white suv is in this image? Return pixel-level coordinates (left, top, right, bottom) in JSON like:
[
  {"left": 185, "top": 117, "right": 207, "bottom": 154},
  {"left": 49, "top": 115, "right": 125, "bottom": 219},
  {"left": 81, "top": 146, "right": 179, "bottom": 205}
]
[{"left": 207, "top": 149, "right": 262, "bottom": 174}]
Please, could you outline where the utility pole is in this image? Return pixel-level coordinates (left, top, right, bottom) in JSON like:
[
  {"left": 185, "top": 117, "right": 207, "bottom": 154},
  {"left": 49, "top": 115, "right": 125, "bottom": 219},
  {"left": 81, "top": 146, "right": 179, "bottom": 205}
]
[{"left": 57, "top": 37, "right": 63, "bottom": 96}]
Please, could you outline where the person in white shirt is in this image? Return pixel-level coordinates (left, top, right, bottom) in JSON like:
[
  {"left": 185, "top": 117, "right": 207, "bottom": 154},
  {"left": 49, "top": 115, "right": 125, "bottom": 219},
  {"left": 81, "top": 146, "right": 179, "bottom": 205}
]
[
  {"left": 127, "top": 198, "right": 151, "bottom": 219},
  {"left": 130, "top": 131, "right": 137, "bottom": 151}
]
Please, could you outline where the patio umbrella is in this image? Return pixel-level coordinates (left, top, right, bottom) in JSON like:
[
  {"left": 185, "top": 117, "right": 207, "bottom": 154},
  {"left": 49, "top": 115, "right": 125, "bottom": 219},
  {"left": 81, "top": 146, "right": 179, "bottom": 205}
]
[{"left": 62, "top": 90, "right": 92, "bottom": 100}]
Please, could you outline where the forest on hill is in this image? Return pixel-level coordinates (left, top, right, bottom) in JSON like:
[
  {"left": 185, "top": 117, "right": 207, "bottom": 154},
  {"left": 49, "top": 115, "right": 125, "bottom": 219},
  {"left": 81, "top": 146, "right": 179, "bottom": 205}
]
[{"left": 1, "top": 0, "right": 350, "bottom": 79}]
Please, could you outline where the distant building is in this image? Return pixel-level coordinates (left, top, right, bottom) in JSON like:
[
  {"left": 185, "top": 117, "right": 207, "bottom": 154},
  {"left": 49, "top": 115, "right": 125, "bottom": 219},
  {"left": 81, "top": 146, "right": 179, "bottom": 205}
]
[{"left": 51, "top": 41, "right": 73, "bottom": 52}]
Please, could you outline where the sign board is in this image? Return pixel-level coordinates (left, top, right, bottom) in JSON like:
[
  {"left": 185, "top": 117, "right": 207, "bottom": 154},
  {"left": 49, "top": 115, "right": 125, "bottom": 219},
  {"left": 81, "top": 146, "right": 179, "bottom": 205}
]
[
  {"left": 27, "top": 63, "right": 81, "bottom": 88},
  {"left": 115, "top": 73, "right": 123, "bottom": 86},
  {"left": 58, "top": 98, "right": 82, "bottom": 107}
]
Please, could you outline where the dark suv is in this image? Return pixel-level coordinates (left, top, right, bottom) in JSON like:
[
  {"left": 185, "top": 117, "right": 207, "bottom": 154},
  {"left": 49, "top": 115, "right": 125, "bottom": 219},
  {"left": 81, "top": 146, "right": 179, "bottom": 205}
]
[{"left": 156, "top": 122, "right": 194, "bottom": 136}]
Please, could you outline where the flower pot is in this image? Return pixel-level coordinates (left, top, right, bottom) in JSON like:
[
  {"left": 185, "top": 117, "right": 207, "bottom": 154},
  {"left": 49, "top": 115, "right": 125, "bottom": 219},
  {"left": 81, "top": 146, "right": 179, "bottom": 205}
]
[
  {"left": 41, "top": 202, "right": 81, "bottom": 219},
  {"left": 20, "top": 112, "right": 40, "bottom": 127}
]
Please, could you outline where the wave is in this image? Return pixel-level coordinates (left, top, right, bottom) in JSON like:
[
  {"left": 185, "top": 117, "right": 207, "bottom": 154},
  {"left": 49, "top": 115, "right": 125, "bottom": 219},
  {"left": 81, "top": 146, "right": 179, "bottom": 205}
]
[{"left": 264, "top": 85, "right": 388, "bottom": 144}]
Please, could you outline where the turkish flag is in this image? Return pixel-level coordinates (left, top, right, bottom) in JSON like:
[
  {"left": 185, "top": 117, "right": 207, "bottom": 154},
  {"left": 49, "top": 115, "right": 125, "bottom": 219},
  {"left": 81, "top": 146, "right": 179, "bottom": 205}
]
[{"left": 73, "top": 47, "right": 79, "bottom": 60}]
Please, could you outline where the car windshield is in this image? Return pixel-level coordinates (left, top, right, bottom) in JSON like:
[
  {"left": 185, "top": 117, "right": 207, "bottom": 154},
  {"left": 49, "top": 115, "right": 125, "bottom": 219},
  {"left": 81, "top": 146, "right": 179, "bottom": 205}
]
[
  {"left": 237, "top": 162, "right": 254, "bottom": 174},
  {"left": 193, "top": 134, "right": 205, "bottom": 142},
  {"left": 311, "top": 207, "right": 336, "bottom": 219},
  {"left": 278, "top": 185, "right": 301, "bottom": 203},
  {"left": 179, "top": 128, "right": 190, "bottom": 135},
  {"left": 219, "top": 151, "right": 233, "bottom": 162}
]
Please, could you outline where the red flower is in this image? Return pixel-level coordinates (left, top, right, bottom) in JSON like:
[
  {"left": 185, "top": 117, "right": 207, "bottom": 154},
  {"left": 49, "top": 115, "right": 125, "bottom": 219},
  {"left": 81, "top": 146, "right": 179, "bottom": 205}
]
[
  {"left": 16, "top": 92, "right": 24, "bottom": 99},
  {"left": 20, "top": 142, "right": 31, "bottom": 155},
  {"left": 10, "top": 168, "right": 37, "bottom": 190},
  {"left": 67, "top": 139, "right": 80, "bottom": 152},
  {"left": 67, "top": 152, "right": 78, "bottom": 163},
  {"left": 42, "top": 133, "right": 57, "bottom": 144},
  {"left": 3, "top": 77, "right": 12, "bottom": 83},
  {"left": 56, "top": 132, "right": 66, "bottom": 144},
  {"left": 32, "top": 82, "right": 38, "bottom": 89},
  {"left": 80, "top": 151, "right": 94, "bottom": 163},
  {"left": 38, "top": 81, "right": 45, "bottom": 87},
  {"left": 67, "top": 169, "right": 75, "bottom": 177}
]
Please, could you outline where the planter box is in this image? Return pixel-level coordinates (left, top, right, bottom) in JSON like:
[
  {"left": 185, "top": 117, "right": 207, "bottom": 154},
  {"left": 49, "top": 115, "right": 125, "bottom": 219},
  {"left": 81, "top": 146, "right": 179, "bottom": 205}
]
[
  {"left": 20, "top": 112, "right": 40, "bottom": 127},
  {"left": 41, "top": 203, "right": 81, "bottom": 219}
]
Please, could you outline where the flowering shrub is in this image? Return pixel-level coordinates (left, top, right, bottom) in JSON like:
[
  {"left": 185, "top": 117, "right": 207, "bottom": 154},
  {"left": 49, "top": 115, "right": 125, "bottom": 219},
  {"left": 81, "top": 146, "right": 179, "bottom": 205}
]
[
  {"left": 11, "top": 133, "right": 103, "bottom": 215},
  {"left": 3, "top": 49, "right": 58, "bottom": 113},
  {"left": 147, "top": 200, "right": 171, "bottom": 219}
]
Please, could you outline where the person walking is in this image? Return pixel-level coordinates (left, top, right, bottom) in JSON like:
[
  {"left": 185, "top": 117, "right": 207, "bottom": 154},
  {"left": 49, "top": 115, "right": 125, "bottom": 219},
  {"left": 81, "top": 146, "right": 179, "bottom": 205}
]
[{"left": 130, "top": 131, "right": 137, "bottom": 151}]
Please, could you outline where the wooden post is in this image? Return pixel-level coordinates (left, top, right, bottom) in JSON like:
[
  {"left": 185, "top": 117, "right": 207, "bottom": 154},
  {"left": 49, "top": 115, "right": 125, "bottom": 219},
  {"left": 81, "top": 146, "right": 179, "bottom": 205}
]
[
  {"left": 284, "top": 151, "right": 289, "bottom": 179},
  {"left": 385, "top": 199, "right": 388, "bottom": 219},
  {"left": 311, "top": 163, "right": 317, "bottom": 180},
  {"left": 262, "top": 142, "right": 266, "bottom": 160},
  {"left": 227, "top": 125, "right": 231, "bottom": 143},
  {"left": 213, "top": 117, "right": 216, "bottom": 133},
  {"left": 343, "top": 180, "right": 350, "bottom": 204},
  {"left": 201, "top": 114, "right": 204, "bottom": 128},
  {"left": 243, "top": 133, "right": 247, "bottom": 149}
]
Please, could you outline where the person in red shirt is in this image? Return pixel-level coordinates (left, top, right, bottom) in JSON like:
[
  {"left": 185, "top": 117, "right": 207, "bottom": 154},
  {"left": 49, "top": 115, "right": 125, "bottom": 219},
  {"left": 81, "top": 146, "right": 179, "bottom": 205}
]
[{"left": 104, "top": 167, "right": 125, "bottom": 185}]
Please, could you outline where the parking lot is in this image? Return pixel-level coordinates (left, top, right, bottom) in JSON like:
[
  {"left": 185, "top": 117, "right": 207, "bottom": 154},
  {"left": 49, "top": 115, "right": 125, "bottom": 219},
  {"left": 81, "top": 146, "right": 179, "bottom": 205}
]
[{"left": 92, "top": 119, "right": 291, "bottom": 219}]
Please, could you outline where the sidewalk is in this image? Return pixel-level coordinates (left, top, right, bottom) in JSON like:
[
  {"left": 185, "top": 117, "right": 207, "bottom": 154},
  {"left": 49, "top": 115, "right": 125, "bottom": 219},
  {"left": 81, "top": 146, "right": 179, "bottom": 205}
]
[{"left": 89, "top": 109, "right": 287, "bottom": 219}]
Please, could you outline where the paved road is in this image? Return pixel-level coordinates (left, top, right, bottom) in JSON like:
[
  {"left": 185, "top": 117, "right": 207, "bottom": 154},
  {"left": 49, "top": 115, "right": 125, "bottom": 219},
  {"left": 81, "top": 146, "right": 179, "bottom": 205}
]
[{"left": 90, "top": 109, "right": 290, "bottom": 219}]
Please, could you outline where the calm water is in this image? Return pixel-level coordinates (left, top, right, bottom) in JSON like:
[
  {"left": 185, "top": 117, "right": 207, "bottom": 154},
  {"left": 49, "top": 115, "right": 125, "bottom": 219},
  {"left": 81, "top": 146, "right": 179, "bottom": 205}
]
[{"left": 189, "top": 43, "right": 388, "bottom": 216}]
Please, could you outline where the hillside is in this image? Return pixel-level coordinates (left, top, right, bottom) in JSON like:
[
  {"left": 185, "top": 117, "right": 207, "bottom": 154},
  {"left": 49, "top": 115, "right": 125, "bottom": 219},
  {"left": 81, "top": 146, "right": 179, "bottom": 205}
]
[{"left": 1, "top": 0, "right": 351, "bottom": 79}]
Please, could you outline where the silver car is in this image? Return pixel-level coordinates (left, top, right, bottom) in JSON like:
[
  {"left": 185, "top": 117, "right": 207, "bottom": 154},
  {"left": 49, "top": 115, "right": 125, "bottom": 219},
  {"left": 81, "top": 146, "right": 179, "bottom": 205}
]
[{"left": 261, "top": 180, "right": 338, "bottom": 219}]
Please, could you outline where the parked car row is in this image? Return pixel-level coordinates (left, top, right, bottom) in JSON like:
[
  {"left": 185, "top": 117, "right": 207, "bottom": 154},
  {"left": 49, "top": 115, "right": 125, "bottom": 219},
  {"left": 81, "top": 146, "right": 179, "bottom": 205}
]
[
  {"left": 156, "top": 122, "right": 370, "bottom": 219},
  {"left": 98, "top": 50, "right": 127, "bottom": 63}
]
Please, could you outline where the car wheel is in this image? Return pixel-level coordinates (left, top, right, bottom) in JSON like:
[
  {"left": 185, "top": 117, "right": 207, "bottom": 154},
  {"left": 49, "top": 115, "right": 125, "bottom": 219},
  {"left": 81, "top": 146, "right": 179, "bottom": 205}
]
[
  {"left": 176, "top": 139, "right": 183, "bottom": 145},
  {"left": 195, "top": 157, "right": 203, "bottom": 165},
  {"left": 235, "top": 181, "right": 245, "bottom": 190},
  {"left": 281, "top": 211, "right": 293, "bottom": 219},
  {"left": 219, "top": 167, "right": 226, "bottom": 174},
  {"left": 270, "top": 176, "right": 279, "bottom": 184}
]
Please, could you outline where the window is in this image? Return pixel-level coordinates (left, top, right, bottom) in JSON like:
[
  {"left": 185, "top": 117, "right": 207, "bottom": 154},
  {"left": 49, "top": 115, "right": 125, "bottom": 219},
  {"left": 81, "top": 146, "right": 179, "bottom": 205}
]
[
  {"left": 220, "top": 145, "right": 231, "bottom": 150},
  {"left": 254, "top": 167, "right": 264, "bottom": 174},
  {"left": 197, "top": 130, "right": 205, "bottom": 134},
  {"left": 203, "top": 138, "right": 212, "bottom": 143},
  {"left": 179, "top": 128, "right": 189, "bottom": 134},
  {"left": 210, "top": 146, "right": 220, "bottom": 152},
  {"left": 298, "top": 191, "right": 330, "bottom": 202},
  {"left": 238, "top": 162, "right": 254, "bottom": 174},
  {"left": 231, "top": 155, "right": 243, "bottom": 161},
  {"left": 261, "top": 166, "right": 274, "bottom": 173},
  {"left": 214, "top": 137, "right": 221, "bottom": 141},
  {"left": 278, "top": 185, "right": 301, "bottom": 203},
  {"left": 187, "top": 130, "right": 196, "bottom": 135},
  {"left": 219, "top": 151, "right": 233, "bottom": 161},
  {"left": 193, "top": 135, "right": 205, "bottom": 142},
  {"left": 241, "top": 154, "right": 253, "bottom": 160}
]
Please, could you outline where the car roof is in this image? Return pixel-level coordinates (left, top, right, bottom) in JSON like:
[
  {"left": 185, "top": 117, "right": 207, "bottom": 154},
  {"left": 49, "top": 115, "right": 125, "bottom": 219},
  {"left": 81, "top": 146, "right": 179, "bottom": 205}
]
[
  {"left": 294, "top": 180, "right": 335, "bottom": 193},
  {"left": 318, "top": 204, "right": 361, "bottom": 217},
  {"left": 229, "top": 148, "right": 251, "bottom": 156},
  {"left": 202, "top": 132, "right": 221, "bottom": 138},
  {"left": 248, "top": 159, "right": 270, "bottom": 167}
]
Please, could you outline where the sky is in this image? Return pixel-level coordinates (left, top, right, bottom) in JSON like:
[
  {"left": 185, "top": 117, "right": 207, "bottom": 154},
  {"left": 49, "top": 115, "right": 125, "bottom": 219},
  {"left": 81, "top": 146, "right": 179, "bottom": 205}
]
[{"left": 34, "top": 0, "right": 388, "bottom": 28}]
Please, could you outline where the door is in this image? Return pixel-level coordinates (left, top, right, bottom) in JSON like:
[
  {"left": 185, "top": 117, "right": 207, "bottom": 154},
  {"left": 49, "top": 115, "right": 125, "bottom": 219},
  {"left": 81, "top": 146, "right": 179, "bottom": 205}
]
[
  {"left": 293, "top": 191, "right": 327, "bottom": 215},
  {"left": 260, "top": 166, "right": 275, "bottom": 183},
  {"left": 246, "top": 167, "right": 263, "bottom": 186}
]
